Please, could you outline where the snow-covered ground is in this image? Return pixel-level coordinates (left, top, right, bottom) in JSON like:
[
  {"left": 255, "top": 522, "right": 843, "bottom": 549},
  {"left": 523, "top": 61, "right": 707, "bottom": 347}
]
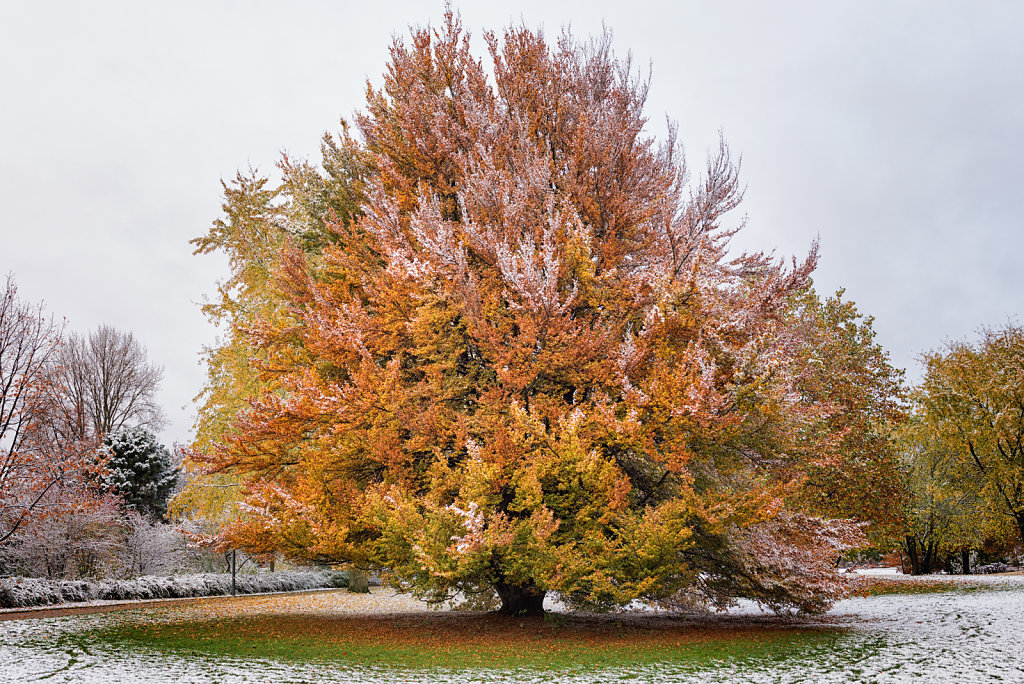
[{"left": 2, "top": 578, "right": 1023, "bottom": 683}]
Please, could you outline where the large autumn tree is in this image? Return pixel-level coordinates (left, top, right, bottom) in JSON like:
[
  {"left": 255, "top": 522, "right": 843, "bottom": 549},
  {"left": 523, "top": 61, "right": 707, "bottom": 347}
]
[{"left": 190, "top": 14, "right": 901, "bottom": 615}]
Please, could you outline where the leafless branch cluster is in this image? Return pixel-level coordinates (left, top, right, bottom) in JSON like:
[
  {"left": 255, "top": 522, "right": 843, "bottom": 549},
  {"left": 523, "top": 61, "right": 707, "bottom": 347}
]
[{"left": 49, "top": 325, "right": 165, "bottom": 441}]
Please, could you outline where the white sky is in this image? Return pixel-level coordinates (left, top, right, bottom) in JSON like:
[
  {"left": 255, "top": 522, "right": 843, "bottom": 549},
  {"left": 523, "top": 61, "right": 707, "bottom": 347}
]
[{"left": 2, "top": 1, "right": 1022, "bottom": 447}]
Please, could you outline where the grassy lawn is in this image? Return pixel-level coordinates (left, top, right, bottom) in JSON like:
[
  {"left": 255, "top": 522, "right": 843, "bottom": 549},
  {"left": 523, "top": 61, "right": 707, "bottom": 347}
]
[
  {"left": 88, "top": 612, "right": 840, "bottom": 670},
  {"left": 11, "top": 582, "right": 1022, "bottom": 681}
]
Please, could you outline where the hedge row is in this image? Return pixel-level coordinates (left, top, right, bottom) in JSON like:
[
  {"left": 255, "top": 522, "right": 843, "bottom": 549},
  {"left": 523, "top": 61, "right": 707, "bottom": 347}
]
[{"left": 0, "top": 570, "right": 348, "bottom": 609}]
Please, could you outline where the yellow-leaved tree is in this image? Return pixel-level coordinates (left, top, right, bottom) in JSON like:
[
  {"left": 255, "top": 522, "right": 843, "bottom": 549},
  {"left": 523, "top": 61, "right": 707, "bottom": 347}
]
[{"left": 914, "top": 324, "right": 1024, "bottom": 553}]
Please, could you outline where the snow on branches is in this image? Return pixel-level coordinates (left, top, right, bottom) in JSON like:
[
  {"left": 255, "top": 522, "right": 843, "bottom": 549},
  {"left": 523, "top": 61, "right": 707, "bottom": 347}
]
[{"left": 190, "top": 11, "right": 897, "bottom": 615}]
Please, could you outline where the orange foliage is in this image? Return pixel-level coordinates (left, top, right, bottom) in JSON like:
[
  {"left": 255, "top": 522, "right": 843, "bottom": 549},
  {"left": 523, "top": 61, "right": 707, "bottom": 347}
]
[
  {"left": 0, "top": 276, "right": 108, "bottom": 547},
  {"left": 193, "top": 12, "right": 905, "bottom": 614}
]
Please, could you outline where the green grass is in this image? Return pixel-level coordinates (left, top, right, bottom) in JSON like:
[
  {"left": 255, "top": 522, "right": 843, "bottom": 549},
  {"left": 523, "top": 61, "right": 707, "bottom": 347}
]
[{"left": 85, "top": 613, "right": 841, "bottom": 671}]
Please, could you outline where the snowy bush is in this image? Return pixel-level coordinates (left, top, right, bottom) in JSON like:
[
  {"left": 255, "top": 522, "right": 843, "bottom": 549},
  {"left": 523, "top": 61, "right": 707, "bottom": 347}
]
[
  {"left": 977, "top": 562, "right": 1022, "bottom": 575},
  {"left": 3, "top": 508, "right": 202, "bottom": 581},
  {"left": 0, "top": 570, "right": 343, "bottom": 608},
  {"left": 59, "top": 581, "right": 92, "bottom": 603},
  {"left": 0, "top": 578, "right": 63, "bottom": 608},
  {"left": 0, "top": 495, "right": 125, "bottom": 579},
  {"left": 116, "top": 514, "right": 185, "bottom": 578}
]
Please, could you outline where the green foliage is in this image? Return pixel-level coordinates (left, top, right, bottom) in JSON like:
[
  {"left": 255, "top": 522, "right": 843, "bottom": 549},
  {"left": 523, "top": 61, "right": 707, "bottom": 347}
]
[
  {"left": 891, "top": 323, "right": 1024, "bottom": 574},
  {"left": 897, "top": 416, "right": 994, "bottom": 572},
  {"left": 791, "top": 289, "right": 908, "bottom": 546}
]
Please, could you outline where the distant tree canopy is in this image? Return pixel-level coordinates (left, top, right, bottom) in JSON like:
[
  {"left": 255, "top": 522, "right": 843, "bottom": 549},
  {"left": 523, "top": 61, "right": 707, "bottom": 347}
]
[
  {"left": 911, "top": 324, "right": 1024, "bottom": 555},
  {"left": 790, "top": 291, "right": 907, "bottom": 547},
  {"left": 0, "top": 279, "right": 186, "bottom": 580},
  {"left": 99, "top": 427, "right": 178, "bottom": 521},
  {"left": 897, "top": 416, "right": 994, "bottom": 575},
  {"left": 184, "top": 12, "right": 906, "bottom": 615}
]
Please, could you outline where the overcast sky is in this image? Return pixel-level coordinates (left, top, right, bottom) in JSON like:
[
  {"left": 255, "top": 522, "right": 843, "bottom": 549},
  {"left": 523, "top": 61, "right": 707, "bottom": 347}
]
[{"left": 2, "top": 1, "right": 1021, "bottom": 447}]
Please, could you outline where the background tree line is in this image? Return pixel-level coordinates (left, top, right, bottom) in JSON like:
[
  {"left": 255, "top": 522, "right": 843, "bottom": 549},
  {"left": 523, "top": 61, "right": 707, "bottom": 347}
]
[
  {"left": 899, "top": 324, "right": 1024, "bottom": 574},
  {"left": 0, "top": 275, "right": 212, "bottom": 578}
]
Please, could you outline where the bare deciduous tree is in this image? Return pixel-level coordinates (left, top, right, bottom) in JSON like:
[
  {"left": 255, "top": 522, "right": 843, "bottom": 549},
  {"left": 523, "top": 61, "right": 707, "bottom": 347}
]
[
  {"left": 0, "top": 275, "right": 67, "bottom": 545},
  {"left": 51, "top": 325, "right": 165, "bottom": 440}
]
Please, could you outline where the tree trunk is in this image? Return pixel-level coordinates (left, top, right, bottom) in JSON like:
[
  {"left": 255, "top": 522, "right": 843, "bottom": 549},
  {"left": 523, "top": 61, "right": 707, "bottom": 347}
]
[
  {"left": 348, "top": 567, "right": 370, "bottom": 593},
  {"left": 495, "top": 582, "right": 546, "bottom": 616},
  {"left": 904, "top": 535, "right": 922, "bottom": 575},
  {"left": 922, "top": 539, "right": 939, "bottom": 575},
  {"left": 961, "top": 549, "right": 971, "bottom": 575}
]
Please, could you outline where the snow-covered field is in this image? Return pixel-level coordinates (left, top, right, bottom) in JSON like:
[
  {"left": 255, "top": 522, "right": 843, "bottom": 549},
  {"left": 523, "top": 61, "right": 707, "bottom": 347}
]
[{"left": 1, "top": 578, "right": 1022, "bottom": 683}]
